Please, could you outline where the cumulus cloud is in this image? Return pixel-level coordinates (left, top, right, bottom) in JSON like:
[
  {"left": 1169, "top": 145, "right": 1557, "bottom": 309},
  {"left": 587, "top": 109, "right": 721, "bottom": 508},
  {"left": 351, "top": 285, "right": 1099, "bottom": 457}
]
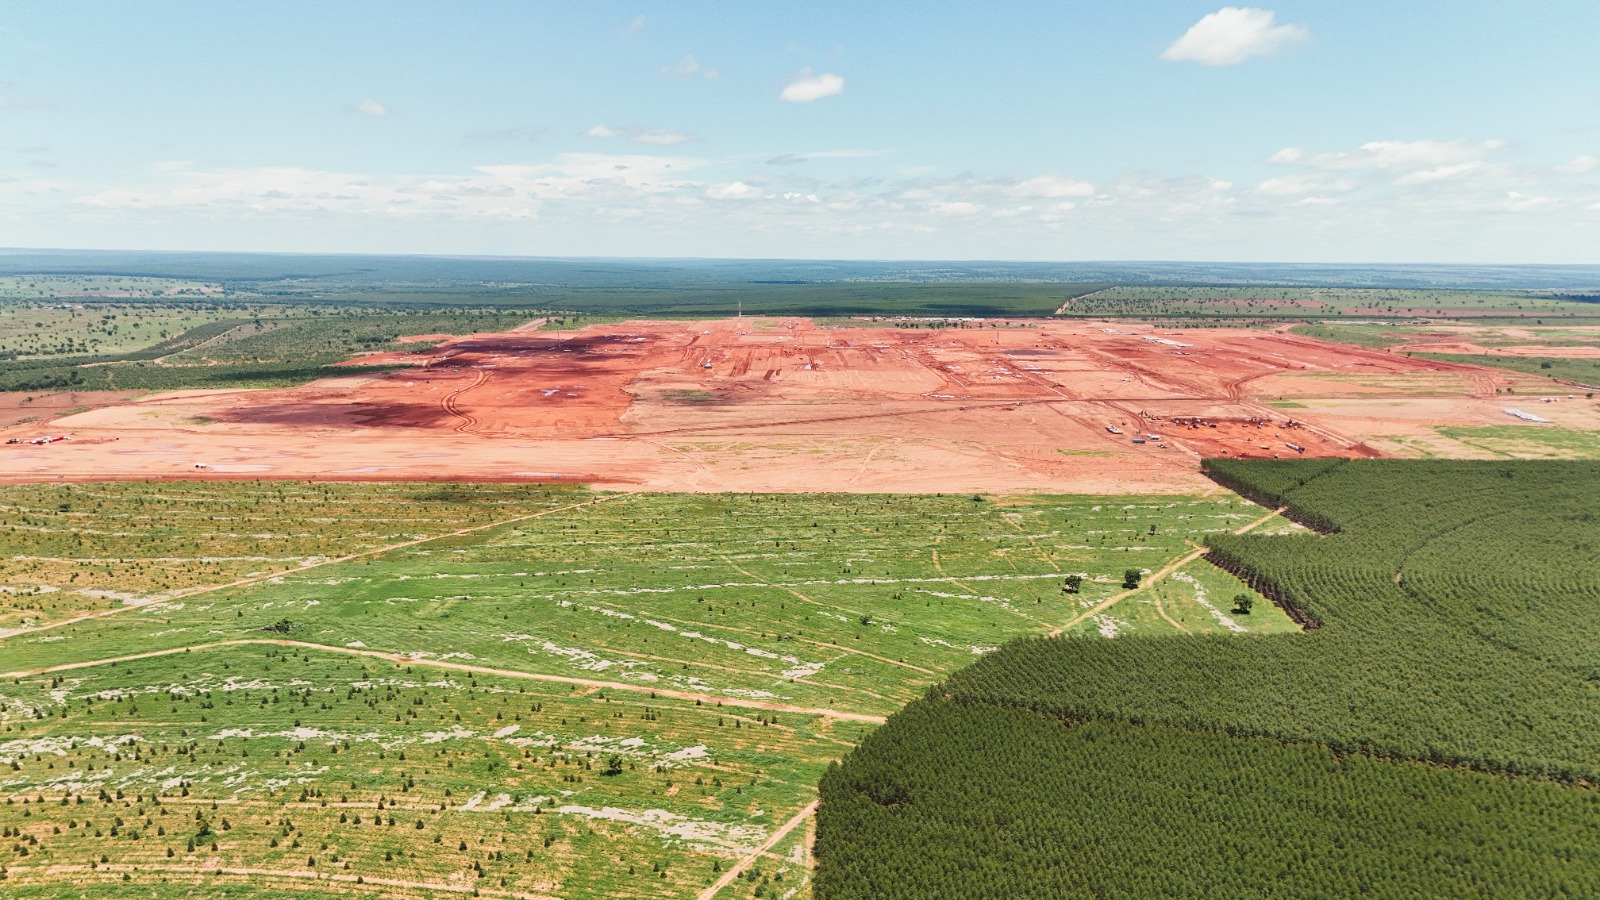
[
  {"left": 583, "top": 125, "right": 695, "bottom": 145},
  {"left": 661, "top": 55, "right": 720, "bottom": 81},
  {"left": 1162, "top": 7, "right": 1308, "bottom": 66},
  {"left": 355, "top": 99, "right": 389, "bottom": 118},
  {"left": 780, "top": 69, "right": 845, "bottom": 104},
  {"left": 35, "top": 134, "right": 1600, "bottom": 262},
  {"left": 71, "top": 153, "right": 706, "bottom": 219}
]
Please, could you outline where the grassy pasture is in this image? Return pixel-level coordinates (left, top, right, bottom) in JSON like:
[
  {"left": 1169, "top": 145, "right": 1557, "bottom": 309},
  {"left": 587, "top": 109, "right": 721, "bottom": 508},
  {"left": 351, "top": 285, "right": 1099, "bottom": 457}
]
[
  {"left": 0, "top": 490, "right": 1290, "bottom": 715},
  {"left": 0, "top": 482, "right": 579, "bottom": 634},
  {"left": 1433, "top": 425, "right": 1600, "bottom": 459},
  {"left": 0, "top": 309, "right": 544, "bottom": 395},
  {"left": 0, "top": 644, "right": 851, "bottom": 898},
  {"left": 0, "top": 482, "right": 1287, "bottom": 898},
  {"left": 0, "top": 302, "right": 244, "bottom": 361},
  {"left": 1416, "top": 352, "right": 1600, "bottom": 389}
]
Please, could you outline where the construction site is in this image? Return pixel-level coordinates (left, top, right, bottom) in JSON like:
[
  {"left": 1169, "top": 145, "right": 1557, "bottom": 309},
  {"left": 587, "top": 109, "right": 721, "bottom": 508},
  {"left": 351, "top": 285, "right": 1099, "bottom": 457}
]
[{"left": 1, "top": 317, "right": 1591, "bottom": 493}]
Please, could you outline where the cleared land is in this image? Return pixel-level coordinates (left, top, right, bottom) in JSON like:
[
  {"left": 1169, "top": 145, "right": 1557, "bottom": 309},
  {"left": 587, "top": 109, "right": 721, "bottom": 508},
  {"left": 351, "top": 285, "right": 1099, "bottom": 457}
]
[
  {"left": 4, "top": 317, "right": 1590, "bottom": 493},
  {"left": 0, "top": 481, "right": 1286, "bottom": 898}
]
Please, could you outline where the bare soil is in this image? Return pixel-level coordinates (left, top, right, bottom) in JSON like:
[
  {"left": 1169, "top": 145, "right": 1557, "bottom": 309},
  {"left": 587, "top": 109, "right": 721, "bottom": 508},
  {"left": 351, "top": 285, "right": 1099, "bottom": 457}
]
[{"left": 0, "top": 318, "right": 1584, "bottom": 493}]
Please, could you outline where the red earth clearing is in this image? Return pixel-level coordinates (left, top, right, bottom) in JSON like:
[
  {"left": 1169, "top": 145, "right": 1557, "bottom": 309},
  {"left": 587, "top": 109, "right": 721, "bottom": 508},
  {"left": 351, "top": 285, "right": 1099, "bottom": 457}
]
[{"left": 2, "top": 318, "right": 1594, "bottom": 494}]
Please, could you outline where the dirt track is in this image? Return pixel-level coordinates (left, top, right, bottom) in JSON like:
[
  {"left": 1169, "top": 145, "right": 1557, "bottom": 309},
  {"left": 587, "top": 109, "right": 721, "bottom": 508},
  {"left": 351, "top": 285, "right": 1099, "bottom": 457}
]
[
  {"left": 697, "top": 799, "right": 820, "bottom": 900},
  {"left": 1, "top": 317, "right": 1584, "bottom": 493},
  {"left": 0, "top": 638, "right": 889, "bottom": 723},
  {"left": 1047, "top": 505, "right": 1286, "bottom": 636}
]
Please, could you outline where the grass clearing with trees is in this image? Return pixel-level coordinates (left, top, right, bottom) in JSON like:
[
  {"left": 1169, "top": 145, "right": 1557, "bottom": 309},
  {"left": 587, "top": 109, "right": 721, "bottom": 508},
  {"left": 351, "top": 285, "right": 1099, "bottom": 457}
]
[{"left": 0, "top": 483, "right": 1285, "bottom": 897}]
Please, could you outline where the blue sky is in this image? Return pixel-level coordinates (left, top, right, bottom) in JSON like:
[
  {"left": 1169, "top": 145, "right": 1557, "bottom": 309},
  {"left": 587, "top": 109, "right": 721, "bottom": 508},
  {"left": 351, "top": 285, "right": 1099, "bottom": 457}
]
[{"left": 2, "top": 2, "right": 1598, "bottom": 261}]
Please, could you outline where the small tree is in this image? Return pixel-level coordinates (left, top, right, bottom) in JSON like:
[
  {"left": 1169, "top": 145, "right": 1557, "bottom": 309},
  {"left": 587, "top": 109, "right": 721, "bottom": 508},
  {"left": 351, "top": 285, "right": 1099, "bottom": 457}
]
[
  {"left": 1232, "top": 594, "right": 1253, "bottom": 615},
  {"left": 1122, "top": 569, "right": 1142, "bottom": 590},
  {"left": 1063, "top": 574, "right": 1083, "bottom": 594}
]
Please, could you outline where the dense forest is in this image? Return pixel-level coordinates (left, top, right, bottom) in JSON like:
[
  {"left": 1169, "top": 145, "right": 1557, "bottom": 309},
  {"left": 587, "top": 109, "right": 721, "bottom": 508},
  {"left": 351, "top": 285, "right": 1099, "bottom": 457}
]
[{"left": 816, "top": 459, "right": 1600, "bottom": 898}]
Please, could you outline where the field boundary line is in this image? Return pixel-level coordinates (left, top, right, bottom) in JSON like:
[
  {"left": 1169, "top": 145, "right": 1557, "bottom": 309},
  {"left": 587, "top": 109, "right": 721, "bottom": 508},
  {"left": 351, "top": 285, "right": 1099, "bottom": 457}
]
[
  {"left": 1046, "top": 506, "right": 1285, "bottom": 637},
  {"left": 0, "top": 638, "right": 889, "bottom": 723},
  {"left": 0, "top": 491, "right": 638, "bottom": 642},
  {"left": 697, "top": 799, "right": 819, "bottom": 900}
]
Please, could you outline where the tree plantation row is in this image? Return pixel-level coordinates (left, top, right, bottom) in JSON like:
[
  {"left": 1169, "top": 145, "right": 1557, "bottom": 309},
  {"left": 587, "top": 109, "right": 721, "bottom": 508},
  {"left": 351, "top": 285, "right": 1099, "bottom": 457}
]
[{"left": 817, "top": 459, "right": 1600, "bottom": 898}]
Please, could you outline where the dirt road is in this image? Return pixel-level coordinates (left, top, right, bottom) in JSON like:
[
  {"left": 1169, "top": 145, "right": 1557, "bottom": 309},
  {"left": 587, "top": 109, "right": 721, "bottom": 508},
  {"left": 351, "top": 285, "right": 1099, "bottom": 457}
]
[
  {"left": 1046, "top": 506, "right": 1286, "bottom": 637},
  {"left": 697, "top": 799, "right": 820, "bottom": 900}
]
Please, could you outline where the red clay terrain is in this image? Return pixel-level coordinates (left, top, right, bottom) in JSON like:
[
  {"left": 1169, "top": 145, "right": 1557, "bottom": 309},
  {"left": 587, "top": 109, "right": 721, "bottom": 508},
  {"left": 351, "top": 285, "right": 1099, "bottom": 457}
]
[{"left": 1, "top": 318, "right": 1592, "bottom": 494}]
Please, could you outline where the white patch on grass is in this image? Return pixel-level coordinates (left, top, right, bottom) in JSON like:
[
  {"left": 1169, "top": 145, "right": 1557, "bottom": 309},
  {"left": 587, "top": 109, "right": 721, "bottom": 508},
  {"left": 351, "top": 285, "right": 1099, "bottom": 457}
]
[
  {"left": 781, "top": 661, "right": 825, "bottom": 680},
  {"left": 556, "top": 805, "right": 766, "bottom": 853},
  {"left": 1094, "top": 615, "right": 1124, "bottom": 639},
  {"left": 1171, "top": 571, "right": 1248, "bottom": 633}
]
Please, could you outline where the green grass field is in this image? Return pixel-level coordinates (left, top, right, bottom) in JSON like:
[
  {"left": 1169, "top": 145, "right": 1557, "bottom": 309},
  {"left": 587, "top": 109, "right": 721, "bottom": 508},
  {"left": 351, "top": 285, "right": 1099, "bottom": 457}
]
[
  {"left": 1416, "top": 352, "right": 1600, "bottom": 389},
  {"left": 0, "top": 302, "right": 246, "bottom": 361},
  {"left": 0, "top": 310, "right": 544, "bottom": 395},
  {"left": 1433, "top": 425, "right": 1600, "bottom": 459},
  {"left": 0, "top": 483, "right": 1286, "bottom": 898}
]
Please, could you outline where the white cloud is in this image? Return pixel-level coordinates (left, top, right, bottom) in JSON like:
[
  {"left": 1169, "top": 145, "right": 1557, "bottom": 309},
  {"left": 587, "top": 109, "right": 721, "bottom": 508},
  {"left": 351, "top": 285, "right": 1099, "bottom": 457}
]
[
  {"left": 780, "top": 69, "right": 845, "bottom": 104},
  {"left": 661, "top": 55, "right": 720, "bottom": 81},
  {"left": 706, "top": 181, "right": 763, "bottom": 201},
  {"left": 1271, "top": 140, "right": 1502, "bottom": 184},
  {"left": 1393, "top": 162, "right": 1482, "bottom": 185},
  {"left": 584, "top": 125, "right": 695, "bottom": 145},
  {"left": 1007, "top": 175, "right": 1095, "bottom": 200},
  {"left": 356, "top": 99, "right": 389, "bottom": 118},
  {"left": 1162, "top": 7, "right": 1309, "bottom": 66},
  {"left": 1255, "top": 174, "right": 1355, "bottom": 196},
  {"left": 1503, "top": 191, "right": 1557, "bottom": 212},
  {"left": 622, "top": 14, "right": 646, "bottom": 35},
  {"left": 34, "top": 136, "right": 1600, "bottom": 263},
  {"left": 1554, "top": 155, "right": 1598, "bottom": 175},
  {"left": 0, "top": 96, "right": 49, "bottom": 110},
  {"left": 766, "top": 149, "right": 887, "bottom": 165},
  {"left": 71, "top": 153, "right": 706, "bottom": 219}
]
